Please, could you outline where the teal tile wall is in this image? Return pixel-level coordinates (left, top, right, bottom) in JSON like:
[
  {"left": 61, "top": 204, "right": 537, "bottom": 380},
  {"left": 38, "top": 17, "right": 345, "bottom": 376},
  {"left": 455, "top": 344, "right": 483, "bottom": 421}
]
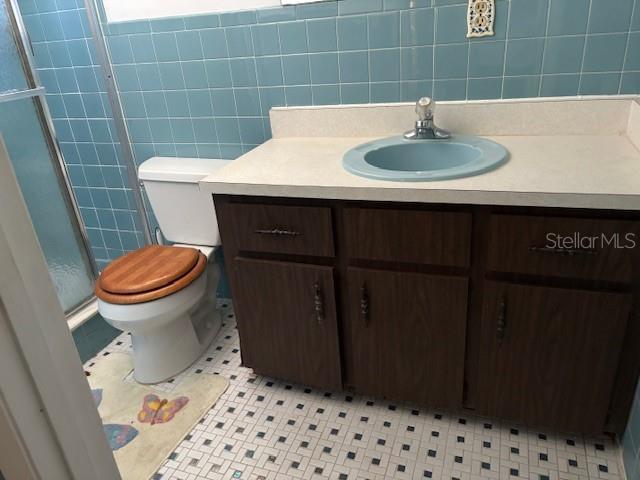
[
  {"left": 17, "top": 0, "right": 146, "bottom": 270},
  {"left": 100, "top": 0, "right": 640, "bottom": 164}
]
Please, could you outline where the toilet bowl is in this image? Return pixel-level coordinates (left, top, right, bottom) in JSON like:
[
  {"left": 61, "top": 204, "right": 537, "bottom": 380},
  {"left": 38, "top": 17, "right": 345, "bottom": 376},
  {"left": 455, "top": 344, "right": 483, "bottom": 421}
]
[{"left": 95, "top": 157, "right": 231, "bottom": 384}]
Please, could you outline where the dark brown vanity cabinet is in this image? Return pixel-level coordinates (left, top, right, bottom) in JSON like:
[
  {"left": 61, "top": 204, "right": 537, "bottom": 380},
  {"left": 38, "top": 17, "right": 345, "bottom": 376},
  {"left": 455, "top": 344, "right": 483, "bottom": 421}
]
[
  {"left": 231, "top": 258, "right": 342, "bottom": 391},
  {"left": 215, "top": 195, "right": 640, "bottom": 435},
  {"left": 343, "top": 268, "right": 468, "bottom": 410}
]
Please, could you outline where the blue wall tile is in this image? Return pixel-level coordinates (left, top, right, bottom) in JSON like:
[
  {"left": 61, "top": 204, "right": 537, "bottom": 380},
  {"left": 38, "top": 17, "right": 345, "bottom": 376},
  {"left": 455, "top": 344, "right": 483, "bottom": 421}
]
[
  {"left": 152, "top": 32, "right": 179, "bottom": 61},
  {"left": 339, "top": 0, "right": 382, "bottom": 16},
  {"left": 540, "top": 74, "right": 580, "bottom": 97},
  {"left": 547, "top": 0, "right": 590, "bottom": 36},
  {"left": 543, "top": 36, "right": 585, "bottom": 74},
  {"left": 337, "top": 15, "right": 368, "bottom": 50},
  {"left": 503, "top": 75, "right": 541, "bottom": 98},
  {"left": 341, "top": 83, "right": 369, "bottom": 104},
  {"left": 583, "top": 34, "right": 628, "bottom": 72},
  {"left": 200, "top": 29, "right": 228, "bottom": 59},
  {"left": 434, "top": 43, "right": 468, "bottom": 79},
  {"left": 256, "top": 57, "right": 284, "bottom": 86},
  {"left": 368, "top": 12, "right": 399, "bottom": 49},
  {"left": 469, "top": 41, "right": 505, "bottom": 77},
  {"left": 370, "top": 49, "right": 400, "bottom": 82},
  {"left": 505, "top": 38, "right": 544, "bottom": 76},
  {"left": 588, "top": 0, "right": 634, "bottom": 34},
  {"left": 282, "top": 54, "right": 311, "bottom": 85},
  {"left": 401, "top": 46, "right": 433, "bottom": 81},
  {"left": 400, "top": 8, "right": 434, "bottom": 46},
  {"left": 278, "top": 21, "right": 308, "bottom": 54},
  {"left": 508, "top": 0, "right": 549, "bottom": 39},
  {"left": 468, "top": 77, "right": 503, "bottom": 100},
  {"left": 436, "top": 4, "right": 468, "bottom": 44},
  {"left": 626, "top": 32, "right": 640, "bottom": 70},
  {"left": 230, "top": 58, "right": 258, "bottom": 86},
  {"left": 310, "top": 53, "right": 339, "bottom": 84},
  {"left": 579, "top": 73, "right": 622, "bottom": 95},
  {"left": 252, "top": 24, "right": 280, "bottom": 56},
  {"left": 433, "top": 78, "right": 466, "bottom": 100},
  {"left": 307, "top": 18, "right": 338, "bottom": 52},
  {"left": 226, "top": 26, "right": 254, "bottom": 57},
  {"left": 339, "top": 51, "right": 369, "bottom": 83}
]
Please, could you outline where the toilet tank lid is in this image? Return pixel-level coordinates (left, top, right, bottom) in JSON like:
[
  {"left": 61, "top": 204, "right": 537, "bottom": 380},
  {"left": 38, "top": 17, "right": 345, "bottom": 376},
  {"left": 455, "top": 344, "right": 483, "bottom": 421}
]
[{"left": 139, "top": 157, "right": 231, "bottom": 183}]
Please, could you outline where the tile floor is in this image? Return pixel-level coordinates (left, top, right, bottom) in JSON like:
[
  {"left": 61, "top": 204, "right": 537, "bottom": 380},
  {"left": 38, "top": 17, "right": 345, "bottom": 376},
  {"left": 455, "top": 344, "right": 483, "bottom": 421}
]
[{"left": 84, "top": 300, "right": 627, "bottom": 480}]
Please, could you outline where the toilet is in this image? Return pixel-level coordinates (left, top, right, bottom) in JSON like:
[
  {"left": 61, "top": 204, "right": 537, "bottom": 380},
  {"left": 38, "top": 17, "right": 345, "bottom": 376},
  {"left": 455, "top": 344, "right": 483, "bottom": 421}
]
[{"left": 95, "top": 157, "right": 230, "bottom": 384}]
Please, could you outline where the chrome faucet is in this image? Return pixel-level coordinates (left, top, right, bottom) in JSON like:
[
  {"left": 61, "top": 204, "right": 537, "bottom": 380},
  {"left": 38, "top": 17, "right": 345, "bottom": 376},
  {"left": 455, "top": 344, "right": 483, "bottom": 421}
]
[{"left": 404, "top": 97, "right": 451, "bottom": 140}]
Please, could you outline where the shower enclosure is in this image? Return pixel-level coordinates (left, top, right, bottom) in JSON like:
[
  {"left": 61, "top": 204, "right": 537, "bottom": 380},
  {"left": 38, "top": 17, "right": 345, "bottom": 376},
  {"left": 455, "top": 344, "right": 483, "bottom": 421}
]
[{"left": 0, "top": 0, "right": 96, "bottom": 314}]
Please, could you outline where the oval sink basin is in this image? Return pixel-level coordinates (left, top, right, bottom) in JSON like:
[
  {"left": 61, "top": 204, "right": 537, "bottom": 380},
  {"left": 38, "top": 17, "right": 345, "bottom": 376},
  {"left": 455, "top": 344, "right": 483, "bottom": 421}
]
[{"left": 343, "top": 135, "right": 509, "bottom": 181}]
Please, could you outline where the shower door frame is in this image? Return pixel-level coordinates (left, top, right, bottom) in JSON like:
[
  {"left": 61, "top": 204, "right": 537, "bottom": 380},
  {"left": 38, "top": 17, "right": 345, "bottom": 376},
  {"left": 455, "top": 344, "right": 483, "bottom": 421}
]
[{"left": 1, "top": 0, "right": 100, "bottom": 315}]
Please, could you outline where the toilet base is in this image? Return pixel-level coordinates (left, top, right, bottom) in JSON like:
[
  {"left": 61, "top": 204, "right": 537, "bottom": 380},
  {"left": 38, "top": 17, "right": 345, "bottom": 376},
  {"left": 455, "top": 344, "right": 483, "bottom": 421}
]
[{"left": 131, "top": 307, "right": 221, "bottom": 384}]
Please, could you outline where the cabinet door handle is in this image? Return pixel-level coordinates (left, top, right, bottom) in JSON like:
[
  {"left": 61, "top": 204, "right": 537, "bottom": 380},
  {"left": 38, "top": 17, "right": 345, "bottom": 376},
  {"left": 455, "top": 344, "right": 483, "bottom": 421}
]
[
  {"left": 529, "top": 246, "right": 598, "bottom": 256},
  {"left": 254, "top": 228, "right": 301, "bottom": 237},
  {"left": 497, "top": 295, "right": 507, "bottom": 345},
  {"left": 360, "top": 284, "right": 370, "bottom": 325},
  {"left": 314, "top": 283, "right": 324, "bottom": 324}
]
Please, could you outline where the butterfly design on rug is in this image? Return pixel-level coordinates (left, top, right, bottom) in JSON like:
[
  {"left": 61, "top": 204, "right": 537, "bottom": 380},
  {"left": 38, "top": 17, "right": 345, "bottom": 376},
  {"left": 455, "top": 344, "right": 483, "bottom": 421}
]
[
  {"left": 103, "top": 424, "right": 139, "bottom": 451},
  {"left": 137, "top": 394, "right": 189, "bottom": 425}
]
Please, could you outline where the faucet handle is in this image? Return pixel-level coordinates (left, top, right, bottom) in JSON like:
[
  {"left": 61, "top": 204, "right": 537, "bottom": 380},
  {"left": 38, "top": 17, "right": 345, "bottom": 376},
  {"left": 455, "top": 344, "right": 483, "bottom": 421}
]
[{"left": 415, "top": 97, "right": 434, "bottom": 121}]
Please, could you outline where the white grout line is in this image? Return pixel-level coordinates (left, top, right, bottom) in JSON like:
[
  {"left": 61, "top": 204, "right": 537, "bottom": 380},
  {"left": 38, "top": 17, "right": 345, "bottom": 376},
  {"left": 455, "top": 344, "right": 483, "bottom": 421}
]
[
  {"left": 618, "top": 0, "right": 638, "bottom": 94},
  {"left": 537, "top": 0, "right": 553, "bottom": 96}
]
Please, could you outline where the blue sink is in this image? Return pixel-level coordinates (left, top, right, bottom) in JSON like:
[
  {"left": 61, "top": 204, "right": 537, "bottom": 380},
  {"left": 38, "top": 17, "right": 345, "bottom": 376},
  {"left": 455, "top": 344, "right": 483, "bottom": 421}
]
[{"left": 343, "top": 135, "right": 509, "bottom": 181}]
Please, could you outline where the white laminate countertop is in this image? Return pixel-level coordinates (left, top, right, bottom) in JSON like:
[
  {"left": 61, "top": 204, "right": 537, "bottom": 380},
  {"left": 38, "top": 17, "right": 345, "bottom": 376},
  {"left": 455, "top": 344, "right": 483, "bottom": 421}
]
[{"left": 200, "top": 97, "right": 640, "bottom": 211}]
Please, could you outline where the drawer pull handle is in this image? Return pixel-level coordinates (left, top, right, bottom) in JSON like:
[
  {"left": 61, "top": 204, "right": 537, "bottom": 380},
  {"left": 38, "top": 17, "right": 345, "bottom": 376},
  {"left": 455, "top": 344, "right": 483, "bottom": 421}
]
[
  {"left": 529, "top": 246, "right": 598, "bottom": 256},
  {"left": 314, "top": 283, "right": 324, "bottom": 323},
  {"left": 254, "top": 228, "right": 302, "bottom": 237},
  {"left": 360, "top": 284, "right": 370, "bottom": 325},
  {"left": 497, "top": 295, "right": 507, "bottom": 346}
]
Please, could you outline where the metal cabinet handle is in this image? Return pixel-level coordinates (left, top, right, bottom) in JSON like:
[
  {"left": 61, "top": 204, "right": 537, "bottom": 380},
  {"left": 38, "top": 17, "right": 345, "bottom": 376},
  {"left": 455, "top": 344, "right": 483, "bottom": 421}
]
[
  {"left": 254, "top": 228, "right": 301, "bottom": 237},
  {"left": 360, "top": 284, "right": 370, "bottom": 325},
  {"left": 529, "top": 246, "right": 598, "bottom": 256},
  {"left": 497, "top": 295, "right": 507, "bottom": 345},
  {"left": 314, "top": 283, "right": 324, "bottom": 323}
]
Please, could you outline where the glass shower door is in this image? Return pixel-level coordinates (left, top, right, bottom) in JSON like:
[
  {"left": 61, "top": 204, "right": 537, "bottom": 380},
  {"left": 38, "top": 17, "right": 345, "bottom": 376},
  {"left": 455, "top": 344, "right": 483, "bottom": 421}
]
[{"left": 1, "top": 0, "right": 96, "bottom": 314}]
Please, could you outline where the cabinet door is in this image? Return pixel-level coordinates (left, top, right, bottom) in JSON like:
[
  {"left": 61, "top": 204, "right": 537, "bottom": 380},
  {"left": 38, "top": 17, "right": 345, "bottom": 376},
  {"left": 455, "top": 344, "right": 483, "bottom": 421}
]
[
  {"left": 344, "top": 268, "right": 468, "bottom": 409},
  {"left": 478, "top": 281, "right": 631, "bottom": 433},
  {"left": 232, "top": 258, "right": 341, "bottom": 391}
]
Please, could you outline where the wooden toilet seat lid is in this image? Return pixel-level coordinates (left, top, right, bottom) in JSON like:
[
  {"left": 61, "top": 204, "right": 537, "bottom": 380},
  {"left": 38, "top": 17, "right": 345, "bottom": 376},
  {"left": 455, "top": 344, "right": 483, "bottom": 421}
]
[
  {"left": 95, "top": 253, "right": 206, "bottom": 305},
  {"left": 98, "top": 245, "right": 200, "bottom": 294}
]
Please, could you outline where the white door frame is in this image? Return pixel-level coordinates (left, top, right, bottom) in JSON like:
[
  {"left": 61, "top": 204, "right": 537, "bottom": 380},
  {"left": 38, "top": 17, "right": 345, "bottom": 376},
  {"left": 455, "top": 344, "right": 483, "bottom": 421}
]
[{"left": 0, "top": 135, "right": 121, "bottom": 480}]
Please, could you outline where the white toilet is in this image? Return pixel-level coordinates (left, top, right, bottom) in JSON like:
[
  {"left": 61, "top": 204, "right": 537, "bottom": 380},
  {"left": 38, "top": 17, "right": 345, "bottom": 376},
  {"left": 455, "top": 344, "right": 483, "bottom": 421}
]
[{"left": 95, "top": 157, "right": 230, "bottom": 384}]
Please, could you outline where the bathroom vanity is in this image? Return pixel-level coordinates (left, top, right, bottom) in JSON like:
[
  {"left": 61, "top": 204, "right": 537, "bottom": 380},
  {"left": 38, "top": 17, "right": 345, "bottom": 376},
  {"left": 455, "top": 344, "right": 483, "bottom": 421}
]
[{"left": 202, "top": 98, "right": 640, "bottom": 436}]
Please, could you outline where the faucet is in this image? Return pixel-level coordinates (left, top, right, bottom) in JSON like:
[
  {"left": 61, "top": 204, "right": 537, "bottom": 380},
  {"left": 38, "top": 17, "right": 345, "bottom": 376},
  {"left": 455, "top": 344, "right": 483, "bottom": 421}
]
[{"left": 404, "top": 97, "right": 451, "bottom": 140}]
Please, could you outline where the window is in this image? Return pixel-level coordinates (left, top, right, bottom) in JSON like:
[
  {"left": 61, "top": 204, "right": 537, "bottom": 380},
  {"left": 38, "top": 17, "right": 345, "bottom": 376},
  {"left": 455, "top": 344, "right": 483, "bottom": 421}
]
[{"left": 102, "top": 0, "right": 329, "bottom": 23}]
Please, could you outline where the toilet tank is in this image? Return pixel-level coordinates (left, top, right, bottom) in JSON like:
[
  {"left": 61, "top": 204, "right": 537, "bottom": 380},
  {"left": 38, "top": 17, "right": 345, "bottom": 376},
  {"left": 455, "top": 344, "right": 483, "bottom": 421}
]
[{"left": 138, "top": 157, "right": 231, "bottom": 246}]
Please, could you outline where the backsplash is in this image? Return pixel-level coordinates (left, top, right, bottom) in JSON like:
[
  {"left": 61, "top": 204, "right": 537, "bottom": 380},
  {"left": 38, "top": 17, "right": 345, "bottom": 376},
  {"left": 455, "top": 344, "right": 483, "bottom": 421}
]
[{"left": 101, "top": 0, "right": 640, "bottom": 164}]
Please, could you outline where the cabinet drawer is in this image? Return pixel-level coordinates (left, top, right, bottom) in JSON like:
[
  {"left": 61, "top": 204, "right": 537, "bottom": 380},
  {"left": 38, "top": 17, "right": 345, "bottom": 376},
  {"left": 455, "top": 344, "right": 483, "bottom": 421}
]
[
  {"left": 344, "top": 208, "right": 472, "bottom": 267},
  {"left": 220, "top": 203, "right": 334, "bottom": 257},
  {"left": 487, "top": 214, "right": 638, "bottom": 283}
]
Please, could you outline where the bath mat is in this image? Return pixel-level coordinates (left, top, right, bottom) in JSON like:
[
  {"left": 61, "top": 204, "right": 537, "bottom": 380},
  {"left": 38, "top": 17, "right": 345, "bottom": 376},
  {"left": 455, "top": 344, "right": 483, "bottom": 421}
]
[{"left": 86, "top": 352, "right": 228, "bottom": 480}]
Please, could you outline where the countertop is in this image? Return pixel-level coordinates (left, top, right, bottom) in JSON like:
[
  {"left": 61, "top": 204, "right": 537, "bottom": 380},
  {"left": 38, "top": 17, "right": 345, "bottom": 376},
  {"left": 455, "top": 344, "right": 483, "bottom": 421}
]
[{"left": 200, "top": 98, "right": 640, "bottom": 211}]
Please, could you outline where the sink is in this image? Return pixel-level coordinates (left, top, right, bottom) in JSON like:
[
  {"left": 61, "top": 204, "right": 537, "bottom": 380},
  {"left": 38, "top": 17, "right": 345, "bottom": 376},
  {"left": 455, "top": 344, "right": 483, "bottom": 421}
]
[{"left": 343, "top": 135, "right": 509, "bottom": 182}]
